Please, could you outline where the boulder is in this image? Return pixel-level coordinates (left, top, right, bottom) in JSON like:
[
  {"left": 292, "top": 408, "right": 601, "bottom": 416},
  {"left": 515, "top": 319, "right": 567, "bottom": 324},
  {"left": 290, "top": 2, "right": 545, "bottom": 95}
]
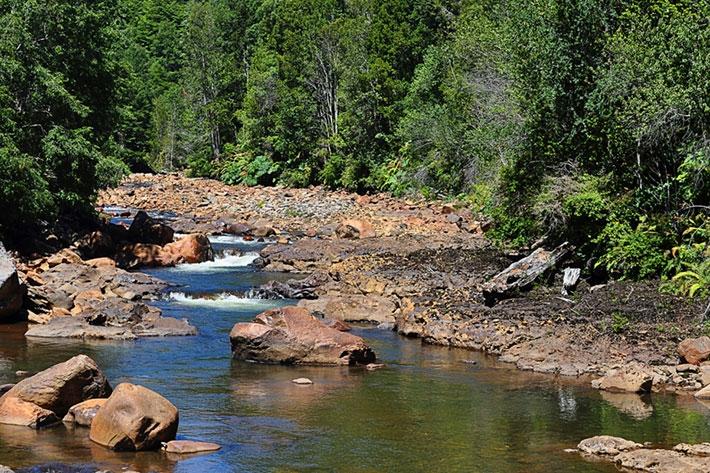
[
  {"left": 128, "top": 211, "right": 174, "bottom": 245},
  {"left": 694, "top": 384, "right": 710, "bottom": 400},
  {"left": 164, "top": 440, "right": 221, "bottom": 454},
  {"left": 578, "top": 436, "right": 642, "bottom": 455},
  {"left": 0, "top": 243, "right": 24, "bottom": 320},
  {"left": 0, "top": 355, "right": 111, "bottom": 428},
  {"left": 63, "top": 398, "right": 107, "bottom": 427},
  {"left": 592, "top": 367, "right": 653, "bottom": 393},
  {"left": 160, "top": 234, "right": 214, "bottom": 265},
  {"left": 678, "top": 337, "right": 710, "bottom": 365},
  {"left": 230, "top": 306, "right": 376, "bottom": 365},
  {"left": 90, "top": 383, "right": 178, "bottom": 451},
  {"left": 252, "top": 225, "right": 275, "bottom": 238},
  {"left": 335, "top": 219, "right": 375, "bottom": 239}
]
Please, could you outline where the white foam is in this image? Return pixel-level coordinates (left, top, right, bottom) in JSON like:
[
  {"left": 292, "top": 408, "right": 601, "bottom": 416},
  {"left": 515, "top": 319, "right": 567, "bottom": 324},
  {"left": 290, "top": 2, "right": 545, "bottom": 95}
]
[
  {"left": 167, "top": 292, "right": 271, "bottom": 309},
  {"left": 208, "top": 235, "right": 266, "bottom": 245},
  {"left": 172, "top": 252, "right": 259, "bottom": 272}
]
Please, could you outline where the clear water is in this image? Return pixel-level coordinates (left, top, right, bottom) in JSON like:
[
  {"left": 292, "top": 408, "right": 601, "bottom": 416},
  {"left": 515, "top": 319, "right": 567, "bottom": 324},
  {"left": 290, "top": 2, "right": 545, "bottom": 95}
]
[{"left": 1, "top": 237, "right": 710, "bottom": 472}]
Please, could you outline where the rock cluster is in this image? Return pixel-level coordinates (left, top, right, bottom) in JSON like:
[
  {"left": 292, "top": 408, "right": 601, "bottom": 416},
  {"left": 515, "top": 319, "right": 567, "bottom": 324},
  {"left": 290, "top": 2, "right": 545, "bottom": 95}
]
[
  {"left": 18, "top": 249, "right": 195, "bottom": 340},
  {"left": 578, "top": 435, "right": 710, "bottom": 473}
]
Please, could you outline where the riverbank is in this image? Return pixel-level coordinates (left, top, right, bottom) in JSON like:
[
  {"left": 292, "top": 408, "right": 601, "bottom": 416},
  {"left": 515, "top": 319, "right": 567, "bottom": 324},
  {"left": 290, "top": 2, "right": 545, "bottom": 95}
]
[{"left": 96, "top": 173, "right": 708, "bottom": 395}]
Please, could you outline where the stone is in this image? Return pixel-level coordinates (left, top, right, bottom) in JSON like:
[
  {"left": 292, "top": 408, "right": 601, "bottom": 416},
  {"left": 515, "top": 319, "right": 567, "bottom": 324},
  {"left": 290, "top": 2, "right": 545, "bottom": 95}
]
[
  {"left": 223, "top": 222, "right": 251, "bottom": 236},
  {"left": 0, "top": 242, "right": 25, "bottom": 320},
  {"left": 230, "top": 306, "right": 376, "bottom": 365},
  {"left": 335, "top": 219, "right": 375, "bottom": 239},
  {"left": 63, "top": 398, "right": 107, "bottom": 427},
  {"left": 252, "top": 225, "right": 276, "bottom": 238},
  {"left": 298, "top": 295, "right": 396, "bottom": 324},
  {"left": 679, "top": 337, "right": 710, "bottom": 365},
  {"left": 0, "top": 355, "right": 111, "bottom": 428},
  {"left": 694, "top": 384, "right": 710, "bottom": 399},
  {"left": 366, "top": 363, "right": 385, "bottom": 371},
  {"left": 160, "top": 233, "right": 214, "bottom": 265},
  {"left": 592, "top": 367, "right": 653, "bottom": 393},
  {"left": 128, "top": 210, "right": 174, "bottom": 245},
  {"left": 292, "top": 378, "right": 313, "bottom": 385},
  {"left": 701, "top": 366, "right": 710, "bottom": 386},
  {"left": 90, "top": 383, "right": 178, "bottom": 451},
  {"left": 614, "top": 448, "right": 710, "bottom": 472},
  {"left": 164, "top": 440, "right": 221, "bottom": 454},
  {"left": 577, "top": 436, "right": 642, "bottom": 455},
  {"left": 674, "top": 443, "right": 710, "bottom": 457},
  {"left": 0, "top": 466, "right": 14, "bottom": 473},
  {"left": 676, "top": 363, "right": 699, "bottom": 373}
]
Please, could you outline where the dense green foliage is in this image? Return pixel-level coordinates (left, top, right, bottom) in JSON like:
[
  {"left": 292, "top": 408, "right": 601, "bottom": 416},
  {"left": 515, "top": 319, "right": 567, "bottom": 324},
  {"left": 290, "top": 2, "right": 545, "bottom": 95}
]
[{"left": 0, "top": 0, "right": 707, "bottom": 293}]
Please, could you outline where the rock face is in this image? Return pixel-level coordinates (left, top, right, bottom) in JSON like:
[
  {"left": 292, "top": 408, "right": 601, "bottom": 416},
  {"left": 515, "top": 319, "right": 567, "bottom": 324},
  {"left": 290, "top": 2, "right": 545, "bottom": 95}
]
[
  {"left": 90, "top": 383, "right": 178, "bottom": 451},
  {"left": 592, "top": 367, "right": 653, "bottom": 393},
  {"left": 0, "top": 243, "right": 24, "bottom": 320},
  {"left": 63, "top": 398, "right": 107, "bottom": 427},
  {"left": 678, "top": 336, "right": 710, "bottom": 365},
  {"left": 0, "top": 355, "right": 111, "bottom": 428},
  {"left": 230, "top": 306, "right": 376, "bottom": 365}
]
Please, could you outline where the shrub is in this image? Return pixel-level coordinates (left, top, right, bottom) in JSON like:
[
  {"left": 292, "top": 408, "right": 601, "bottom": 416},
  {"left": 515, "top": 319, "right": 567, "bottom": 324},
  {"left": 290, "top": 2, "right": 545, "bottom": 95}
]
[
  {"left": 95, "top": 155, "right": 130, "bottom": 189},
  {"left": 594, "top": 218, "right": 667, "bottom": 279}
]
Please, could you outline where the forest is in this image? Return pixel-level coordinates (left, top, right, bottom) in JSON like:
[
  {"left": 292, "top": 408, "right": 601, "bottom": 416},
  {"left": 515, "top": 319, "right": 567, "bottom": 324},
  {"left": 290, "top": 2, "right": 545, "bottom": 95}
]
[{"left": 0, "top": 0, "right": 707, "bottom": 298}]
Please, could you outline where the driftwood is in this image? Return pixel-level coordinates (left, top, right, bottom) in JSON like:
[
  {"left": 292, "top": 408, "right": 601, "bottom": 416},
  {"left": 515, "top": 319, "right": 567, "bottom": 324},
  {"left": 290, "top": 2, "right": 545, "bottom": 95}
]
[
  {"left": 562, "top": 267, "right": 581, "bottom": 296},
  {"left": 483, "top": 242, "right": 571, "bottom": 305}
]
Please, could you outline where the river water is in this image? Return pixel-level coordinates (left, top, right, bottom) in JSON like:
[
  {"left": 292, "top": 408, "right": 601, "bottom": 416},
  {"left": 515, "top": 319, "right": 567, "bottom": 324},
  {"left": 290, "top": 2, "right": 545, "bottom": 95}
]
[{"left": 1, "top": 236, "right": 710, "bottom": 472}]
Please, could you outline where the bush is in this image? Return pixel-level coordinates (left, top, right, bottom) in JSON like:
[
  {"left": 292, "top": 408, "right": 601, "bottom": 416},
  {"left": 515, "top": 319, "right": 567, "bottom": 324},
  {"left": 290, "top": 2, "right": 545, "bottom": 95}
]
[
  {"left": 594, "top": 218, "right": 667, "bottom": 279},
  {"left": 220, "top": 152, "right": 280, "bottom": 186},
  {"left": 665, "top": 217, "right": 709, "bottom": 299}
]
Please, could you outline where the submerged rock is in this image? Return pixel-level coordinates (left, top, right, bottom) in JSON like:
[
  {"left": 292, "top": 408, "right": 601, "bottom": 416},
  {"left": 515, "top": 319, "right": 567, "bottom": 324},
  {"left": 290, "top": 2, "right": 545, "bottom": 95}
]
[
  {"left": 90, "top": 383, "right": 178, "bottom": 451},
  {"left": 164, "top": 440, "right": 221, "bottom": 454},
  {"left": 0, "top": 355, "right": 111, "bottom": 428},
  {"left": 230, "top": 306, "right": 376, "bottom": 365}
]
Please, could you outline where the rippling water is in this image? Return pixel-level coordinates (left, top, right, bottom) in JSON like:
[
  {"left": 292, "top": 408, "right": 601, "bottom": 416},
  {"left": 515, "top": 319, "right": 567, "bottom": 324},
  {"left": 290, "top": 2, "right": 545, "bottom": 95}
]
[{"left": 1, "top": 237, "right": 710, "bottom": 472}]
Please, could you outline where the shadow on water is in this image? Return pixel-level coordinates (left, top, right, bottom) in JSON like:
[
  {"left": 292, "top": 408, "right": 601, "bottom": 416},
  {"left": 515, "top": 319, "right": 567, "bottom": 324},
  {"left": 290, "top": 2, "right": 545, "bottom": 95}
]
[{"left": 1, "top": 249, "right": 710, "bottom": 472}]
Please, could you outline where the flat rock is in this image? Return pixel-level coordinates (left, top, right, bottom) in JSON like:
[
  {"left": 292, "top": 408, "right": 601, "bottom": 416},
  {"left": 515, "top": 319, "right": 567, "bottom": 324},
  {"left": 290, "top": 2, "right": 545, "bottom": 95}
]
[
  {"left": 292, "top": 378, "right": 313, "bottom": 385},
  {"left": 578, "top": 436, "right": 642, "bottom": 455},
  {"left": 592, "top": 367, "right": 653, "bottom": 393},
  {"left": 614, "top": 448, "right": 710, "bottom": 472},
  {"left": 298, "top": 294, "right": 396, "bottom": 324},
  {"left": 164, "top": 440, "right": 221, "bottom": 454},
  {"left": 694, "top": 384, "right": 710, "bottom": 399}
]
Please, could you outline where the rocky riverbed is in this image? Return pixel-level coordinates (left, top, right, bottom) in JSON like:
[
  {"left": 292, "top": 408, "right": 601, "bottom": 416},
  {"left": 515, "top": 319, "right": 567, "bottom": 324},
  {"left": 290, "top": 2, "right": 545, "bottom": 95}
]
[{"left": 0, "top": 172, "right": 708, "bottom": 471}]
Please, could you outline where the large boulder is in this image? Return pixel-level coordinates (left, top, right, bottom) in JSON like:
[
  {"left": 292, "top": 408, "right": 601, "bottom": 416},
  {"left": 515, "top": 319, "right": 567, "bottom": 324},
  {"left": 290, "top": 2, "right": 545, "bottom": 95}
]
[
  {"left": 578, "top": 436, "right": 642, "bottom": 455},
  {"left": 678, "top": 336, "right": 710, "bottom": 365},
  {"left": 0, "top": 355, "right": 111, "bottom": 428},
  {"left": 159, "top": 234, "right": 213, "bottom": 265},
  {"left": 128, "top": 211, "right": 174, "bottom": 245},
  {"left": 0, "top": 243, "right": 24, "bottom": 320},
  {"left": 230, "top": 306, "right": 376, "bottom": 365},
  {"left": 90, "top": 383, "right": 178, "bottom": 451},
  {"left": 591, "top": 367, "right": 653, "bottom": 393}
]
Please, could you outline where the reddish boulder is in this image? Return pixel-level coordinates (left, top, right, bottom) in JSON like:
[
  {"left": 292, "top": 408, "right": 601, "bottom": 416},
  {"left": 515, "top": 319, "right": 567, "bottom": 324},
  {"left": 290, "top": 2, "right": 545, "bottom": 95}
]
[
  {"left": 160, "top": 234, "right": 214, "bottom": 265},
  {"left": 90, "top": 383, "right": 178, "bottom": 451},
  {"left": 230, "top": 306, "right": 376, "bottom": 365},
  {"left": 678, "top": 337, "right": 710, "bottom": 365},
  {"left": 0, "top": 355, "right": 111, "bottom": 428}
]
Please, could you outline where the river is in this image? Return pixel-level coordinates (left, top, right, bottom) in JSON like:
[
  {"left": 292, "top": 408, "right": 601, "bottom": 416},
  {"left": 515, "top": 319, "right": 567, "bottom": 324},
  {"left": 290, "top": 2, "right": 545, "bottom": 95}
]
[{"left": 1, "top": 235, "right": 709, "bottom": 472}]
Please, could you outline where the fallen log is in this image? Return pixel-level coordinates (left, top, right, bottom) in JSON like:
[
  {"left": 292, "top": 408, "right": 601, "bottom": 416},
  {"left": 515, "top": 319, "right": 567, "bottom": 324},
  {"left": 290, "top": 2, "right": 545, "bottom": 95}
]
[{"left": 483, "top": 242, "right": 571, "bottom": 305}]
